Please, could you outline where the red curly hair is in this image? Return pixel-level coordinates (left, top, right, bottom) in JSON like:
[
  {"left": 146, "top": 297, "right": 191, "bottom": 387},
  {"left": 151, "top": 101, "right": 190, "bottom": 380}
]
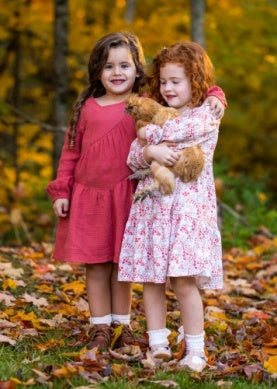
[{"left": 149, "top": 41, "right": 215, "bottom": 108}]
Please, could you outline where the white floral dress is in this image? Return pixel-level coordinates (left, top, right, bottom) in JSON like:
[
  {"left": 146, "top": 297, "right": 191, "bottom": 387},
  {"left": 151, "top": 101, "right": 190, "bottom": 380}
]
[{"left": 118, "top": 103, "right": 223, "bottom": 289}]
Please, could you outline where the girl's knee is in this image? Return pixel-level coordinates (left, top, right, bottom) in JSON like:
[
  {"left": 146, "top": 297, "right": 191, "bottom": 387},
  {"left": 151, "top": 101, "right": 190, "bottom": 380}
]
[
  {"left": 170, "top": 277, "right": 197, "bottom": 295},
  {"left": 144, "top": 282, "right": 166, "bottom": 293}
]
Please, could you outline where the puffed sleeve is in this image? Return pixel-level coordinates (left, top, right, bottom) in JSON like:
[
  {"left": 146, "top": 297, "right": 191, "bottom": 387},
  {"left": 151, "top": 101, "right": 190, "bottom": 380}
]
[{"left": 46, "top": 111, "right": 86, "bottom": 202}]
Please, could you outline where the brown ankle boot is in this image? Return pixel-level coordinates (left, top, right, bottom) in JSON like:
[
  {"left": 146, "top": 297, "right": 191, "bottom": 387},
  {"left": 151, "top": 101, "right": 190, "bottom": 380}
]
[
  {"left": 88, "top": 324, "right": 112, "bottom": 351},
  {"left": 112, "top": 321, "right": 148, "bottom": 348},
  {"left": 113, "top": 322, "right": 133, "bottom": 348}
]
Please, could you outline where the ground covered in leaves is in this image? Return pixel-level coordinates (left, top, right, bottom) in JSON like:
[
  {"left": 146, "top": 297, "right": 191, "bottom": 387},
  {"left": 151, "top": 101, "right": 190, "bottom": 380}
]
[{"left": 0, "top": 233, "right": 276, "bottom": 388}]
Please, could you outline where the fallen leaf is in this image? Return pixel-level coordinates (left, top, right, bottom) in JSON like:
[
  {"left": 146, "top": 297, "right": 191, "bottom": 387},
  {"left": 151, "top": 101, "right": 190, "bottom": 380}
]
[
  {"left": 62, "top": 280, "right": 86, "bottom": 295},
  {"left": 10, "top": 378, "right": 35, "bottom": 386},
  {"left": 109, "top": 345, "right": 143, "bottom": 361},
  {"left": 0, "top": 263, "right": 24, "bottom": 278},
  {"left": 22, "top": 292, "right": 48, "bottom": 307},
  {"left": 141, "top": 350, "right": 157, "bottom": 369},
  {"left": 148, "top": 380, "right": 178, "bottom": 387},
  {"left": 0, "top": 292, "right": 16, "bottom": 306},
  {"left": 111, "top": 323, "right": 123, "bottom": 349},
  {"left": 52, "top": 363, "right": 79, "bottom": 378},
  {"left": 112, "top": 363, "right": 135, "bottom": 378},
  {"left": 243, "top": 364, "right": 262, "bottom": 378},
  {"left": 2, "top": 278, "right": 17, "bottom": 290},
  {"left": 31, "top": 368, "right": 50, "bottom": 384},
  {"left": 0, "top": 319, "right": 17, "bottom": 328},
  {"left": 0, "top": 380, "right": 16, "bottom": 389},
  {"left": 264, "top": 356, "right": 277, "bottom": 374},
  {"left": 0, "top": 335, "right": 16, "bottom": 345},
  {"left": 217, "top": 381, "right": 233, "bottom": 387}
]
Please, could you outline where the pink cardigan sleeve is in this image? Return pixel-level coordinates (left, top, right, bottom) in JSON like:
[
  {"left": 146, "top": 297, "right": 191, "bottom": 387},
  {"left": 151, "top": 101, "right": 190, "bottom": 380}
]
[
  {"left": 207, "top": 85, "right": 227, "bottom": 107},
  {"left": 46, "top": 113, "right": 86, "bottom": 202}
]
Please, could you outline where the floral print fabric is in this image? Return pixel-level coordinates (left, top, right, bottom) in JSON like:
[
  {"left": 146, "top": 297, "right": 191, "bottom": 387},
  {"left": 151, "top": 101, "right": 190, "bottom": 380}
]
[{"left": 118, "top": 104, "right": 223, "bottom": 289}]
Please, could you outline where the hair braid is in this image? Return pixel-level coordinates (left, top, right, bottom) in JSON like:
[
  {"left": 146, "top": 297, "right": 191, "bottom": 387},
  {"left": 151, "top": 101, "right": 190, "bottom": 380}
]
[{"left": 68, "top": 85, "right": 93, "bottom": 148}]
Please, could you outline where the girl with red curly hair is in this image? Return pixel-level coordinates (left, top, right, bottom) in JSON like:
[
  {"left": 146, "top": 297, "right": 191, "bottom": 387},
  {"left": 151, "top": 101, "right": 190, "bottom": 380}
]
[{"left": 119, "top": 42, "right": 225, "bottom": 372}]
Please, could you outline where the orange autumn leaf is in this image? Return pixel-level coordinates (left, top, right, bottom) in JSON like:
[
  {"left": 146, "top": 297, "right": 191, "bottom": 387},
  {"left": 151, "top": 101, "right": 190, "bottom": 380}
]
[
  {"left": 112, "top": 363, "right": 135, "bottom": 378},
  {"left": 36, "top": 338, "right": 64, "bottom": 351},
  {"left": 0, "top": 380, "right": 17, "bottom": 389},
  {"left": 264, "top": 339, "right": 277, "bottom": 347},
  {"left": 2, "top": 278, "right": 17, "bottom": 290},
  {"left": 264, "top": 356, "right": 277, "bottom": 374},
  {"left": 10, "top": 311, "right": 51, "bottom": 330},
  {"left": 37, "top": 284, "right": 53, "bottom": 293},
  {"left": 52, "top": 364, "right": 79, "bottom": 378},
  {"left": 110, "top": 323, "right": 123, "bottom": 349},
  {"left": 262, "top": 347, "right": 277, "bottom": 355},
  {"left": 242, "top": 311, "right": 271, "bottom": 320},
  {"left": 10, "top": 378, "right": 35, "bottom": 386},
  {"left": 62, "top": 280, "right": 86, "bottom": 295}
]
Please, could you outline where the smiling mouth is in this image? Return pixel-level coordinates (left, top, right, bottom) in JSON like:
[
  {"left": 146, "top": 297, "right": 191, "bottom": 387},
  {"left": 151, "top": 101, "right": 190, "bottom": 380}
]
[{"left": 111, "top": 80, "right": 125, "bottom": 84}]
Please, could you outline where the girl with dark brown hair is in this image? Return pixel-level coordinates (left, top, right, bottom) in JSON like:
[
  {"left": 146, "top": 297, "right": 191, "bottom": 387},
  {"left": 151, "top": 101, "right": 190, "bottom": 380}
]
[{"left": 46, "top": 32, "right": 147, "bottom": 351}]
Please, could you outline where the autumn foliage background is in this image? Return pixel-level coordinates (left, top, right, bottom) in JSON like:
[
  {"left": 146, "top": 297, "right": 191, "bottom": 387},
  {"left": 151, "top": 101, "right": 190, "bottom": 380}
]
[
  {"left": 0, "top": 0, "right": 276, "bottom": 387},
  {"left": 0, "top": 0, "right": 276, "bottom": 245}
]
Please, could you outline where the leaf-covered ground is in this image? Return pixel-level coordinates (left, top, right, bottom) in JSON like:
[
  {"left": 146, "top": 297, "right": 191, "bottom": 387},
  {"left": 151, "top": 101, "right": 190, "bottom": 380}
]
[{"left": 0, "top": 232, "right": 276, "bottom": 388}]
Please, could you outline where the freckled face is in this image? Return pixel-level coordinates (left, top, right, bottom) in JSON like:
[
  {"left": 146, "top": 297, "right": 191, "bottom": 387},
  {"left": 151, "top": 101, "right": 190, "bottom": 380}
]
[
  {"left": 160, "top": 63, "right": 192, "bottom": 112},
  {"left": 100, "top": 46, "right": 138, "bottom": 99}
]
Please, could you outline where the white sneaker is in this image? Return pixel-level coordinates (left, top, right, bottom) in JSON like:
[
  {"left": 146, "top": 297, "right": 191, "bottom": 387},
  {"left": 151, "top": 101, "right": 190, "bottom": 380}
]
[
  {"left": 178, "top": 352, "right": 207, "bottom": 372},
  {"left": 150, "top": 343, "right": 172, "bottom": 360}
]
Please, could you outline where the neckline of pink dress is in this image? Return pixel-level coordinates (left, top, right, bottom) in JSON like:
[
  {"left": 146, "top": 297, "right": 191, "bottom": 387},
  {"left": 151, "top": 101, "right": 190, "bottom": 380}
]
[{"left": 91, "top": 97, "right": 126, "bottom": 108}]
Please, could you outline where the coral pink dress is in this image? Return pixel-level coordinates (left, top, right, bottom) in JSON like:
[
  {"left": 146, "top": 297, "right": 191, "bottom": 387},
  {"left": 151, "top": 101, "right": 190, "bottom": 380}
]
[
  {"left": 118, "top": 103, "right": 223, "bottom": 289},
  {"left": 46, "top": 97, "right": 145, "bottom": 264}
]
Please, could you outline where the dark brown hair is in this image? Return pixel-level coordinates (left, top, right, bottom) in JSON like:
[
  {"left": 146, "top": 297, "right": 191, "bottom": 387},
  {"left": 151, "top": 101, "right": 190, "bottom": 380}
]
[
  {"left": 149, "top": 41, "right": 215, "bottom": 108},
  {"left": 68, "top": 32, "right": 147, "bottom": 147}
]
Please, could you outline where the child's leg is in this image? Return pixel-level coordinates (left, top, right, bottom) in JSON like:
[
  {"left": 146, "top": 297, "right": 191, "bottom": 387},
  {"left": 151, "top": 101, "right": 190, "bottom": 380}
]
[
  {"left": 170, "top": 276, "right": 206, "bottom": 372},
  {"left": 143, "top": 283, "right": 167, "bottom": 330},
  {"left": 170, "top": 276, "right": 204, "bottom": 334},
  {"left": 110, "top": 264, "right": 134, "bottom": 347},
  {"left": 111, "top": 264, "right": 132, "bottom": 317},
  {"left": 86, "top": 262, "right": 113, "bottom": 350},
  {"left": 86, "top": 262, "right": 113, "bottom": 317},
  {"left": 143, "top": 283, "right": 172, "bottom": 360}
]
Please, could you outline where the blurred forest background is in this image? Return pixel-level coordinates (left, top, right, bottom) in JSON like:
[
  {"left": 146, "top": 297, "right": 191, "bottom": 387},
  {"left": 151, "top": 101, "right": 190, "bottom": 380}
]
[{"left": 0, "top": 0, "right": 276, "bottom": 246}]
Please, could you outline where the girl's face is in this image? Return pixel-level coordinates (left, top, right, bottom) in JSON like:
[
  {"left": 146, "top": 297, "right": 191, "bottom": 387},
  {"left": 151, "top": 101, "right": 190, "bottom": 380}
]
[
  {"left": 160, "top": 63, "right": 192, "bottom": 112},
  {"left": 100, "top": 46, "right": 138, "bottom": 100}
]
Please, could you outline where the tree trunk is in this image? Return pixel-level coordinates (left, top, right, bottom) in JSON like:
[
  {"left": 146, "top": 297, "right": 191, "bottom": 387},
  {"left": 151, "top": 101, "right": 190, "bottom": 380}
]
[
  {"left": 190, "top": 0, "right": 205, "bottom": 48},
  {"left": 125, "top": 0, "right": 136, "bottom": 23},
  {"left": 53, "top": 0, "right": 68, "bottom": 177},
  {"left": 11, "top": 10, "right": 21, "bottom": 186}
]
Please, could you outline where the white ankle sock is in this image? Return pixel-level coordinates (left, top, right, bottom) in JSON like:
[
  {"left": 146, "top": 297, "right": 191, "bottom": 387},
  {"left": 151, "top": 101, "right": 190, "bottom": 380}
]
[
  {"left": 89, "top": 314, "right": 112, "bottom": 326},
  {"left": 112, "top": 314, "right": 131, "bottom": 326},
  {"left": 147, "top": 328, "right": 171, "bottom": 348},
  {"left": 184, "top": 332, "right": 205, "bottom": 355}
]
